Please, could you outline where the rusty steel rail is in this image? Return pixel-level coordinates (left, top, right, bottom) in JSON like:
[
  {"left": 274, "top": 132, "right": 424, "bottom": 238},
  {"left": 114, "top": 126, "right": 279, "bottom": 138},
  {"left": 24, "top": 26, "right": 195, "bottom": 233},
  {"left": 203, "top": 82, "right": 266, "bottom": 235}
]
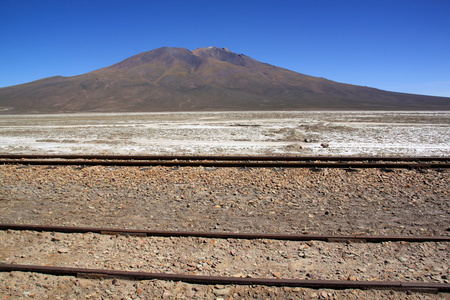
[
  {"left": 1, "top": 224, "right": 449, "bottom": 243},
  {"left": 0, "top": 159, "right": 449, "bottom": 169},
  {"left": 0, "top": 264, "right": 448, "bottom": 292},
  {"left": 0, "top": 154, "right": 448, "bottom": 168},
  {"left": 0, "top": 154, "right": 448, "bottom": 162}
]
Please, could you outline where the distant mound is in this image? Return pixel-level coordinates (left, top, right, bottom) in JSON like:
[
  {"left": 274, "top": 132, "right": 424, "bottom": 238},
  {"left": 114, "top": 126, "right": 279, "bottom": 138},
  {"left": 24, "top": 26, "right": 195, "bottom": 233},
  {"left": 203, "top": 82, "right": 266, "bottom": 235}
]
[{"left": 0, "top": 46, "right": 449, "bottom": 113}]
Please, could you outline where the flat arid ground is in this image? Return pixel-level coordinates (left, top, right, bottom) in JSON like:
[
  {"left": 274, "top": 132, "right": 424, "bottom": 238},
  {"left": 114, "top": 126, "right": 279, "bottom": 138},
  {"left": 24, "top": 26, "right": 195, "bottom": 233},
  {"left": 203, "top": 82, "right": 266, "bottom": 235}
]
[
  {"left": 1, "top": 111, "right": 449, "bottom": 299},
  {"left": 0, "top": 111, "right": 449, "bottom": 156}
]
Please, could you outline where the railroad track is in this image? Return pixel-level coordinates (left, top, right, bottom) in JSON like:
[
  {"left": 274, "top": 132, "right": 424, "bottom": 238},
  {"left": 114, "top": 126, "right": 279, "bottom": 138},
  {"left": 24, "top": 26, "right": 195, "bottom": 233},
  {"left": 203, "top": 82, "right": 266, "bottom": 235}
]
[
  {"left": 1, "top": 223, "right": 449, "bottom": 243},
  {"left": 1, "top": 156, "right": 449, "bottom": 296},
  {"left": 1, "top": 224, "right": 449, "bottom": 293},
  {"left": 0, "top": 154, "right": 449, "bottom": 169},
  {"left": 1, "top": 264, "right": 448, "bottom": 293}
]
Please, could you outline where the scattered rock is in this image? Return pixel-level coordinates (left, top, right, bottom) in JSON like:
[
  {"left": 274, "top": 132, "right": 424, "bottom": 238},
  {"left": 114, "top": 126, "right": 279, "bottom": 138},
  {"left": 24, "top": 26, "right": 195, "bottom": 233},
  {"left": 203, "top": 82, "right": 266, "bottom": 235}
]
[
  {"left": 214, "top": 287, "right": 231, "bottom": 296},
  {"left": 0, "top": 164, "right": 448, "bottom": 299},
  {"left": 286, "top": 143, "right": 303, "bottom": 151},
  {"left": 162, "top": 290, "right": 172, "bottom": 298},
  {"left": 272, "top": 272, "right": 282, "bottom": 278},
  {"left": 112, "top": 279, "right": 120, "bottom": 286}
]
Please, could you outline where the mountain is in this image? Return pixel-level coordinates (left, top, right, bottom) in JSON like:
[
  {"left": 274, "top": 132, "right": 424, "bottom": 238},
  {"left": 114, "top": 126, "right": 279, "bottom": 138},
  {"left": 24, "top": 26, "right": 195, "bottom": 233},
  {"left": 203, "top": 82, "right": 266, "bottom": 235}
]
[{"left": 0, "top": 46, "right": 449, "bottom": 113}]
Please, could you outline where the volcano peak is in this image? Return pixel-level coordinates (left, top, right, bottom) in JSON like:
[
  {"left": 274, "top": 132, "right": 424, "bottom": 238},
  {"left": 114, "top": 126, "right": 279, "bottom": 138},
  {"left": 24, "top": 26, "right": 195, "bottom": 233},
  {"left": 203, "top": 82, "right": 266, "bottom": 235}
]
[{"left": 0, "top": 46, "right": 449, "bottom": 113}]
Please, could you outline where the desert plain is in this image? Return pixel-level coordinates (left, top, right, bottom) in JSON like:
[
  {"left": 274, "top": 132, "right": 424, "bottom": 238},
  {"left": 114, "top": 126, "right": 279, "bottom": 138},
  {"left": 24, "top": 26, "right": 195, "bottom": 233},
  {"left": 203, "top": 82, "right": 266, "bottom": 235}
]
[{"left": 0, "top": 111, "right": 449, "bottom": 157}]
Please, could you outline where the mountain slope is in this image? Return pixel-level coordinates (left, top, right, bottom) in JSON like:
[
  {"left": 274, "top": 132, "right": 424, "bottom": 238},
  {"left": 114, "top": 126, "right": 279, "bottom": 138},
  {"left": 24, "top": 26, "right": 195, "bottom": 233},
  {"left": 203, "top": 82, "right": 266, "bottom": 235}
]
[{"left": 0, "top": 46, "right": 449, "bottom": 113}]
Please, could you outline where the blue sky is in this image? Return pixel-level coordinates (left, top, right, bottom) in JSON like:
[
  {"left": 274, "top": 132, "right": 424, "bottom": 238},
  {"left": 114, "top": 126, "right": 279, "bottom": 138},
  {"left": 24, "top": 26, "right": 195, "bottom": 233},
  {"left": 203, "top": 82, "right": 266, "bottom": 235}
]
[{"left": 1, "top": 0, "right": 450, "bottom": 97}]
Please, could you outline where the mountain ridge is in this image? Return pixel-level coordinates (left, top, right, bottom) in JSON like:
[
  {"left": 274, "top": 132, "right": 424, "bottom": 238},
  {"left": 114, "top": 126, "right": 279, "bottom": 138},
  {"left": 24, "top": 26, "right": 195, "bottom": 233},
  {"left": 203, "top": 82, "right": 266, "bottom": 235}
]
[{"left": 0, "top": 46, "right": 449, "bottom": 113}]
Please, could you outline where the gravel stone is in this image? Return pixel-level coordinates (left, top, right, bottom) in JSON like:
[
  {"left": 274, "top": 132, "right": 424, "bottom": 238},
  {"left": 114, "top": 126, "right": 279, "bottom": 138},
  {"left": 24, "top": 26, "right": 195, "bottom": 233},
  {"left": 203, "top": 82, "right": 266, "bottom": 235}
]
[{"left": 0, "top": 165, "right": 449, "bottom": 299}]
